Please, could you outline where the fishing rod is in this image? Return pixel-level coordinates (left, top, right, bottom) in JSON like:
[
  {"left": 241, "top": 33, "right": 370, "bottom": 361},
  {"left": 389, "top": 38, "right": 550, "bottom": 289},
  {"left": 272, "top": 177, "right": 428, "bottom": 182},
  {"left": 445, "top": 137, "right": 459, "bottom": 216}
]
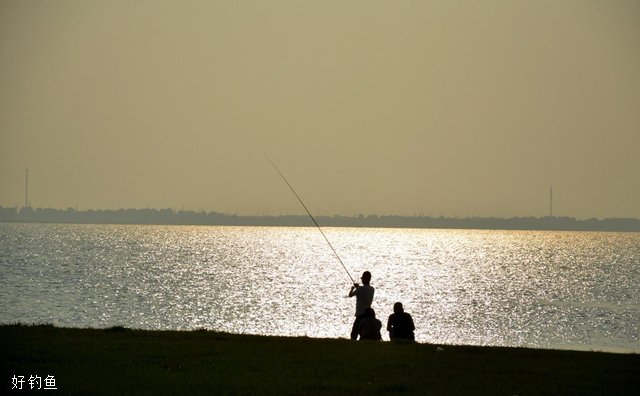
[{"left": 264, "top": 153, "right": 356, "bottom": 285}]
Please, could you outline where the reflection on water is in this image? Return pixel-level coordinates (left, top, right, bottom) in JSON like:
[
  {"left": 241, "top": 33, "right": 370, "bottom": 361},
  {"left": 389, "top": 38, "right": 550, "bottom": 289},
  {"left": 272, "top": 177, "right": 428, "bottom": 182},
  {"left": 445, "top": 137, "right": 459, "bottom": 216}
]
[{"left": 1, "top": 223, "right": 638, "bottom": 352}]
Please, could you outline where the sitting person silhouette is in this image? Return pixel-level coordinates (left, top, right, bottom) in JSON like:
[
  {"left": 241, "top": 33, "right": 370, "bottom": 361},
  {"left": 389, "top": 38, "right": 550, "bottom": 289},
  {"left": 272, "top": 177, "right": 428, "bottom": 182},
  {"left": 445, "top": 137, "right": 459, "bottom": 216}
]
[
  {"left": 358, "top": 307, "right": 382, "bottom": 341},
  {"left": 386, "top": 302, "right": 415, "bottom": 341}
]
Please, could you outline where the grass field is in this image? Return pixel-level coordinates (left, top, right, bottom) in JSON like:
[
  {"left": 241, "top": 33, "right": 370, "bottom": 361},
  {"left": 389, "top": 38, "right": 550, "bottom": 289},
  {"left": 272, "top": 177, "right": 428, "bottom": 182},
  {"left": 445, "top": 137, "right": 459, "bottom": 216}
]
[{"left": 1, "top": 324, "right": 638, "bottom": 395}]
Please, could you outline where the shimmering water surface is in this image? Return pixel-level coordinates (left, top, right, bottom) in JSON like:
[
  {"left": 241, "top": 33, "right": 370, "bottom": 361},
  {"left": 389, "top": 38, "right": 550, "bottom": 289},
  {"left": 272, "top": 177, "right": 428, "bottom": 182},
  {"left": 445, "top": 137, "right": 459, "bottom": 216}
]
[{"left": 1, "top": 223, "right": 638, "bottom": 352}]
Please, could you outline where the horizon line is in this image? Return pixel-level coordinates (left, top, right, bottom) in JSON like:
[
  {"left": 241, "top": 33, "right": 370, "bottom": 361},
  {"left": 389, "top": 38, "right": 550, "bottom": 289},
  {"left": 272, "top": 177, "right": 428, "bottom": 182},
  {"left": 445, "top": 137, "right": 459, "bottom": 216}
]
[{"left": 3, "top": 205, "right": 640, "bottom": 222}]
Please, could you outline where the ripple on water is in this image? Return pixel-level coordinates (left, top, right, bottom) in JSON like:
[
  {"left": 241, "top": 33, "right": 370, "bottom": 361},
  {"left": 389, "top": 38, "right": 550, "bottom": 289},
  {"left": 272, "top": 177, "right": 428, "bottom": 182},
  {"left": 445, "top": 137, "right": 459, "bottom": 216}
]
[{"left": 1, "top": 224, "right": 638, "bottom": 352}]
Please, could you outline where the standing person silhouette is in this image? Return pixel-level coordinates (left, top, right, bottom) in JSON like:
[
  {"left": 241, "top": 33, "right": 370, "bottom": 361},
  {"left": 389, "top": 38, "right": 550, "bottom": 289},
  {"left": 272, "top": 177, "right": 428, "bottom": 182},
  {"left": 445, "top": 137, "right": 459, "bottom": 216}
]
[
  {"left": 387, "top": 302, "right": 415, "bottom": 341},
  {"left": 348, "top": 271, "right": 374, "bottom": 340}
]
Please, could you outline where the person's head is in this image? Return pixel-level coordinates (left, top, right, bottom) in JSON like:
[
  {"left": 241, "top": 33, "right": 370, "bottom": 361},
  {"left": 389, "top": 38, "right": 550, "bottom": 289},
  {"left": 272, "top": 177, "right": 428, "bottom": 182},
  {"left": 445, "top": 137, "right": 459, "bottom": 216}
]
[
  {"left": 364, "top": 307, "right": 375, "bottom": 318},
  {"left": 393, "top": 302, "right": 404, "bottom": 314},
  {"left": 361, "top": 271, "right": 371, "bottom": 285}
]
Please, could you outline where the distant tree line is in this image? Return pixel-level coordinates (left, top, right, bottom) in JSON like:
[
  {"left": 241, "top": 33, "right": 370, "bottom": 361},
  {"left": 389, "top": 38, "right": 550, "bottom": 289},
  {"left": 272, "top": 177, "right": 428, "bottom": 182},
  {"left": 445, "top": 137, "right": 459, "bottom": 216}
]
[{"left": 1, "top": 206, "right": 639, "bottom": 232}]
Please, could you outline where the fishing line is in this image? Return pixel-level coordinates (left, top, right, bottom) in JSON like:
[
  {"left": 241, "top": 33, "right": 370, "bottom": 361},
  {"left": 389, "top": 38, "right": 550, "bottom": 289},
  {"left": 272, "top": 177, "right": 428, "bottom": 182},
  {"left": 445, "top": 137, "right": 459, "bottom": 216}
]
[{"left": 263, "top": 153, "right": 356, "bottom": 285}]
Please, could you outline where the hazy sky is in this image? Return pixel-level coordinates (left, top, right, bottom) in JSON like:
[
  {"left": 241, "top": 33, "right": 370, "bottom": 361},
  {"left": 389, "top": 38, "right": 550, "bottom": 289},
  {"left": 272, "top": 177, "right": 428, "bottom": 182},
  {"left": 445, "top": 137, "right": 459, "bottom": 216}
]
[{"left": 1, "top": 0, "right": 639, "bottom": 219}]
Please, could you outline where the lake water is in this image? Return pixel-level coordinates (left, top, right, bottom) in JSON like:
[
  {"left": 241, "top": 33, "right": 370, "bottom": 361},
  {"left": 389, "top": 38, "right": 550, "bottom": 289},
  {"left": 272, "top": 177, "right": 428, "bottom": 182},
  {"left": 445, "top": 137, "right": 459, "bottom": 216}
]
[{"left": 1, "top": 223, "right": 638, "bottom": 353}]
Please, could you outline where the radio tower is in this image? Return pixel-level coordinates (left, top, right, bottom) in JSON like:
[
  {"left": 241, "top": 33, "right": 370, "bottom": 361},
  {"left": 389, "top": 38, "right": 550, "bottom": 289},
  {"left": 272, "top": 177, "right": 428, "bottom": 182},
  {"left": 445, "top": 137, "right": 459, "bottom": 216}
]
[
  {"left": 25, "top": 167, "right": 29, "bottom": 208},
  {"left": 549, "top": 185, "right": 553, "bottom": 217}
]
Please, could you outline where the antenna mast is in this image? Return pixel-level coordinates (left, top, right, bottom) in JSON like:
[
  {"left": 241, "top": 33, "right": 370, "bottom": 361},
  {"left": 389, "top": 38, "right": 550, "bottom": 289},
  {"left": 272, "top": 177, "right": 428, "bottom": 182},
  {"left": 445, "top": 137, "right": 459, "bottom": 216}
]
[
  {"left": 25, "top": 167, "right": 29, "bottom": 208},
  {"left": 549, "top": 185, "right": 553, "bottom": 217}
]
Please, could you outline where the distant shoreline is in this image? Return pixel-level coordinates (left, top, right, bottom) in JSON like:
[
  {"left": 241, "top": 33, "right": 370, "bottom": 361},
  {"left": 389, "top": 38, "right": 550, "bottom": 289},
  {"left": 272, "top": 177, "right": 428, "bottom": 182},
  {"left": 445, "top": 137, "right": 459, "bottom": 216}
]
[{"left": 1, "top": 206, "right": 639, "bottom": 232}]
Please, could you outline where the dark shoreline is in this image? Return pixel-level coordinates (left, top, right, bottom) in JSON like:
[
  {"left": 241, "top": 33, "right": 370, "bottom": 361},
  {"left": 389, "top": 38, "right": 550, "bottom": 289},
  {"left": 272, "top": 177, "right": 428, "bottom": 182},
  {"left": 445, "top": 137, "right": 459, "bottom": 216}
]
[
  {"left": 2, "top": 324, "right": 638, "bottom": 395},
  {"left": 2, "top": 206, "right": 640, "bottom": 232}
]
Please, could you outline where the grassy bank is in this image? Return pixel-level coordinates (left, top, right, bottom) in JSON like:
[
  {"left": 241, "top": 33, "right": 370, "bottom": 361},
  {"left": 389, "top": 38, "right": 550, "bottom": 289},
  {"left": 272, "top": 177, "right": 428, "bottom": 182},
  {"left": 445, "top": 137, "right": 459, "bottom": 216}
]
[{"left": 1, "top": 325, "right": 638, "bottom": 395}]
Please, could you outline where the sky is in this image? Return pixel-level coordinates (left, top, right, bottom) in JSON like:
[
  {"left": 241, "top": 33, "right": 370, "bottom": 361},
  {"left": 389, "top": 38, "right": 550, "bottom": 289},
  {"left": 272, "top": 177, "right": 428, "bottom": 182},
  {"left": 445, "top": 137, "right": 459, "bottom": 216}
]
[{"left": 1, "top": 0, "right": 639, "bottom": 219}]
